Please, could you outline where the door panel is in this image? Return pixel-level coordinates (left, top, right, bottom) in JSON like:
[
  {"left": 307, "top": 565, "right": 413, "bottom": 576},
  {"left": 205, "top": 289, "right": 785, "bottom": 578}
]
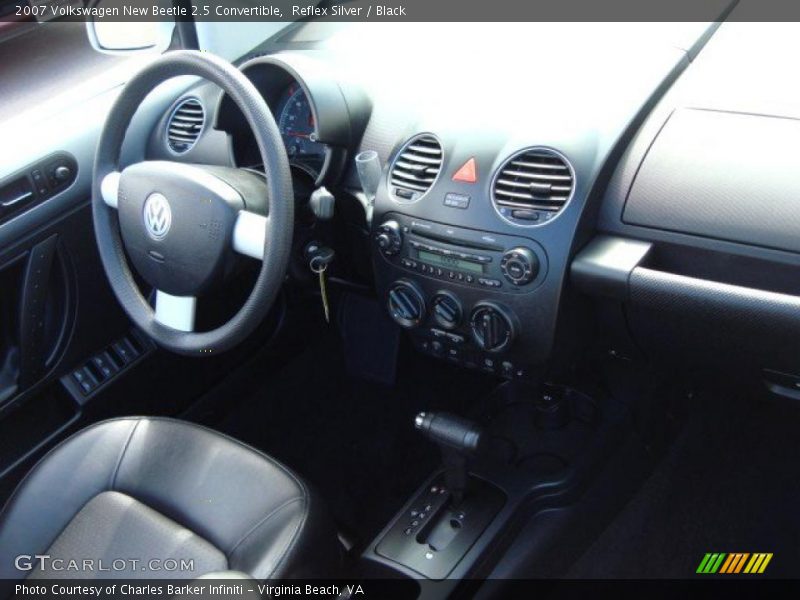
[{"left": 0, "top": 62, "right": 194, "bottom": 411}]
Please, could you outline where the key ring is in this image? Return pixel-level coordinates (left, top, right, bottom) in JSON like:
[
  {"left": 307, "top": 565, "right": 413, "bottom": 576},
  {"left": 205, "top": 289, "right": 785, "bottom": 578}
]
[{"left": 309, "top": 257, "right": 327, "bottom": 274}]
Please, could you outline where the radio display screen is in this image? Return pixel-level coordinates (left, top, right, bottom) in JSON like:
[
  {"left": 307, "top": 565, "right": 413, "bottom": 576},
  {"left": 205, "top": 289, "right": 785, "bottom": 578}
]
[{"left": 417, "top": 250, "right": 484, "bottom": 274}]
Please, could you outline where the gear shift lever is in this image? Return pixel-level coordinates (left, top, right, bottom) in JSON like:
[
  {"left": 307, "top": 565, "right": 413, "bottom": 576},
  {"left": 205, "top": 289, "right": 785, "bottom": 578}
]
[{"left": 414, "top": 412, "right": 483, "bottom": 507}]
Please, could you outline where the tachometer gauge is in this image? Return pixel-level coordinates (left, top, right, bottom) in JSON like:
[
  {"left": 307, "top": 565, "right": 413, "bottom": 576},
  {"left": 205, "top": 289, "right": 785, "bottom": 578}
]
[{"left": 277, "top": 84, "right": 325, "bottom": 164}]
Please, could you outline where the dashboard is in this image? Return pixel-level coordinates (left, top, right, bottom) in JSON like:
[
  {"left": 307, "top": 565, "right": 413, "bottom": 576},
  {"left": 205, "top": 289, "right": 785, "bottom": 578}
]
[
  {"left": 6, "top": 18, "right": 800, "bottom": 448},
  {"left": 136, "top": 20, "right": 800, "bottom": 386}
]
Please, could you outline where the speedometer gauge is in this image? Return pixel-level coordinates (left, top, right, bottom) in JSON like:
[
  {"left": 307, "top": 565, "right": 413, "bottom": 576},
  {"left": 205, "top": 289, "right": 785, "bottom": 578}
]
[
  {"left": 218, "top": 55, "right": 357, "bottom": 185},
  {"left": 277, "top": 84, "right": 326, "bottom": 170}
]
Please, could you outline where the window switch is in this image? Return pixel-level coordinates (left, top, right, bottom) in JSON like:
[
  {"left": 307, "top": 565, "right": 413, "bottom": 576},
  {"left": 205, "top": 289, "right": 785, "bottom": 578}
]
[
  {"left": 90, "top": 353, "right": 118, "bottom": 380},
  {"left": 111, "top": 339, "right": 138, "bottom": 365},
  {"left": 72, "top": 367, "right": 97, "bottom": 395}
]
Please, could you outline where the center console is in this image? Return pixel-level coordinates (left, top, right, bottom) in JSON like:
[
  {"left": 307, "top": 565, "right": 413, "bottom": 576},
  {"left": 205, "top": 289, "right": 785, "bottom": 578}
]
[
  {"left": 359, "top": 384, "right": 620, "bottom": 595},
  {"left": 372, "top": 213, "right": 549, "bottom": 380},
  {"left": 366, "top": 130, "right": 589, "bottom": 379}
]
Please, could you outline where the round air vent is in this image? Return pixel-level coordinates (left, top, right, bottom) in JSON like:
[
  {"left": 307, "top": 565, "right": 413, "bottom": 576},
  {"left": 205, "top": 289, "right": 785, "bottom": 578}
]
[
  {"left": 389, "top": 134, "right": 443, "bottom": 202},
  {"left": 491, "top": 148, "right": 575, "bottom": 226},
  {"left": 166, "top": 98, "right": 205, "bottom": 154}
]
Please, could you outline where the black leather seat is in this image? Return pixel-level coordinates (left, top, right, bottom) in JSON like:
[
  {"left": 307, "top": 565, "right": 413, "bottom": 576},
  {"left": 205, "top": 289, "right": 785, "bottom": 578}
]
[{"left": 0, "top": 417, "right": 340, "bottom": 581}]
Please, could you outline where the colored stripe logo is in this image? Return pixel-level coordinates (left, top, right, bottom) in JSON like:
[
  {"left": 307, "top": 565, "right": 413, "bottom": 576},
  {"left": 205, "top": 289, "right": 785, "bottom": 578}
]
[{"left": 697, "top": 552, "right": 773, "bottom": 574}]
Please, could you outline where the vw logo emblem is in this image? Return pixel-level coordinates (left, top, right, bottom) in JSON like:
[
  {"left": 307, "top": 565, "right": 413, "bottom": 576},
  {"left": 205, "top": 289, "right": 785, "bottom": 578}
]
[{"left": 143, "top": 193, "right": 172, "bottom": 240}]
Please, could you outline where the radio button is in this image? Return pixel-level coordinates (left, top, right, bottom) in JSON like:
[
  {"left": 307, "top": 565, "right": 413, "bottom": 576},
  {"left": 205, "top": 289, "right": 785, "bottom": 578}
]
[
  {"left": 500, "top": 247, "right": 539, "bottom": 286},
  {"left": 478, "top": 277, "right": 502, "bottom": 288},
  {"left": 506, "top": 261, "right": 526, "bottom": 279},
  {"left": 376, "top": 220, "right": 403, "bottom": 256}
]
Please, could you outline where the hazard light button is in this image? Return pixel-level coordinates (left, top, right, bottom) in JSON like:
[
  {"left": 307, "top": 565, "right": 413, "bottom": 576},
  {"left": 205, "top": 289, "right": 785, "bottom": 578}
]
[{"left": 452, "top": 158, "right": 477, "bottom": 183}]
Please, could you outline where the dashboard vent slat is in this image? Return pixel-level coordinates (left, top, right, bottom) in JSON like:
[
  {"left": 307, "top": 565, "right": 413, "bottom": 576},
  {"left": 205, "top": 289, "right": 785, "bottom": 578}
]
[
  {"left": 166, "top": 98, "right": 205, "bottom": 154},
  {"left": 399, "top": 152, "right": 441, "bottom": 166},
  {"left": 389, "top": 134, "right": 443, "bottom": 201},
  {"left": 492, "top": 148, "right": 574, "bottom": 224}
]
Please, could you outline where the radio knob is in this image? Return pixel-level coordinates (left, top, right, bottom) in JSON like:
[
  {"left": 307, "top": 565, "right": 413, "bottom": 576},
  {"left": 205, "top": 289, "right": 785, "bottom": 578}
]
[
  {"left": 387, "top": 281, "right": 426, "bottom": 329},
  {"left": 431, "top": 292, "right": 462, "bottom": 330},
  {"left": 500, "top": 247, "right": 538, "bottom": 286},
  {"left": 375, "top": 220, "right": 402, "bottom": 256},
  {"left": 470, "top": 303, "right": 514, "bottom": 352}
]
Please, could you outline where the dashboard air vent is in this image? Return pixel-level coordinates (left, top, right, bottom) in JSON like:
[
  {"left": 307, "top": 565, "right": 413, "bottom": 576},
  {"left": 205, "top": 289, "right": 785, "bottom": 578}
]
[
  {"left": 166, "top": 98, "right": 205, "bottom": 154},
  {"left": 389, "top": 134, "right": 443, "bottom": 201},
  {"left": 492, "top": 148, "right": 574, "bottom": 225}
]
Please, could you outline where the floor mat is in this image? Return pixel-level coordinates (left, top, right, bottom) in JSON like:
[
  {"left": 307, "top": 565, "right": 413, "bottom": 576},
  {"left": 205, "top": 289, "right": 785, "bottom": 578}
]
[
  {"left": 211, "top": 329, "right": 496, "bottom": 547},
  {"left": 567, "top": 389, "right": 800, "bottom": 578}
]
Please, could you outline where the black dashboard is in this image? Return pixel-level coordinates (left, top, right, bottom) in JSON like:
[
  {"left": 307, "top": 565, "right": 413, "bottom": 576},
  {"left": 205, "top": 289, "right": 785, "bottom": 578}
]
[{"left": 136, "top": 19, "right": 800, "bottom": 387}]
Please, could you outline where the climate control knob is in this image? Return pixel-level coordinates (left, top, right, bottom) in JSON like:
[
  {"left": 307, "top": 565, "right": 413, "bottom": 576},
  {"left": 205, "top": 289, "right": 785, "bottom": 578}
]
[
  {"left": 470, "top": 303, "right": 515, "bottom": 352},
  {"left": 387, "top": 281, "right": 426, "bottom": 329},
  {"left": 500, "top": 247, "right": 538, "bottom": 286},
  {"left": 431, "top": 292, "right": 462, "bottom": 330},
  {"left": 375, "top": 220, "right": 402, "bottom": 256}
]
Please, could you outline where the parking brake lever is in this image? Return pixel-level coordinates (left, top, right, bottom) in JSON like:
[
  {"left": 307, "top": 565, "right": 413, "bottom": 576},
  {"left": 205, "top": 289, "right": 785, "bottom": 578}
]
[{"left": 414, "top": 411, "right": 483, "bottom": 507}]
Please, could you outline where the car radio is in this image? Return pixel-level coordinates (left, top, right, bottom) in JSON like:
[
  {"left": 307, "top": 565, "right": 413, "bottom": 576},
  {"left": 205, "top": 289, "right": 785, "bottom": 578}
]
[{"left": 374, "top": 214, "right": 547, "bottom": 293}]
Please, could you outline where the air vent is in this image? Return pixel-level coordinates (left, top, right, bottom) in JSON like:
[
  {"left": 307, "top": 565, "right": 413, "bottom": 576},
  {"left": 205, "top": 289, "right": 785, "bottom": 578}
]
[
  {"left": 166, "top": 98, "right": 205, "bottom": 154},
  {"left": 389, "top": 134, "right": 443, "bottom": 201},
  {"left": 492, "top": 148, "right": 574, "bottom": 225}
]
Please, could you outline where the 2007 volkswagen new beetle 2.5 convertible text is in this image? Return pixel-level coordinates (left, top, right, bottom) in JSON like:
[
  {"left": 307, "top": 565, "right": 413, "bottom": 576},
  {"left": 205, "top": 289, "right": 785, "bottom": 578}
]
[{"left": 1, "top": 1, "right": 800, "bottom": 598}]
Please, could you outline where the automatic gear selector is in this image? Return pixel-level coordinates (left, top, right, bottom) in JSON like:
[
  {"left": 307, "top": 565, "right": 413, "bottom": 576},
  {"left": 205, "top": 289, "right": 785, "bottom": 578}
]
[
  {"left": 414, "top": 411, "right": 483, "bottom": 507},
  {"left": 374, "top": 411, "right": 504, "bottom": 579}
]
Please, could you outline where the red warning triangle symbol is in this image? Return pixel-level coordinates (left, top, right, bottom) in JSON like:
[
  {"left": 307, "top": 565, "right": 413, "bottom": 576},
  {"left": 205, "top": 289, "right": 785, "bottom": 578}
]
[{"left": 452, "top": 157, "right": 477, "bottom": 183}]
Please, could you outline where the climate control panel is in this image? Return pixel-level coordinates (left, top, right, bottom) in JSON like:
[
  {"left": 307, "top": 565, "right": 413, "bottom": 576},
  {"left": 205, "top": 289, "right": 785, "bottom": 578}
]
[{"left": 373, "top": 213, "right": 549, "bottom": 379}]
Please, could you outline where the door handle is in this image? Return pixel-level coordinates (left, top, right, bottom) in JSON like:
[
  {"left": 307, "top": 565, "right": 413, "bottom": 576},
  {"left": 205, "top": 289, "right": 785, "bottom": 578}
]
[{"left": 0, "top": 191, "right": 34, "bottom": 208}]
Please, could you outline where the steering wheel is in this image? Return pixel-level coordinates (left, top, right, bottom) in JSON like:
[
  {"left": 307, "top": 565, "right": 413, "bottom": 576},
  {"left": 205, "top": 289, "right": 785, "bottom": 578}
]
[{"left": 92, "top": 50, "right": 293, "bottom": 355}]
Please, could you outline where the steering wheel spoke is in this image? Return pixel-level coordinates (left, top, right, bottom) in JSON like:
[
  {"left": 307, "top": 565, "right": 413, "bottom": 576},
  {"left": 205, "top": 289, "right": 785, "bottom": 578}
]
[
  {"left": 232, "top": 210, "right": 268, "bottom": 260},
  {"left": 101, "top": 171, "right": 121, "bottom": 208},
  {"left": 154, "top": 291, "right": 196, "bottom": 332}
]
